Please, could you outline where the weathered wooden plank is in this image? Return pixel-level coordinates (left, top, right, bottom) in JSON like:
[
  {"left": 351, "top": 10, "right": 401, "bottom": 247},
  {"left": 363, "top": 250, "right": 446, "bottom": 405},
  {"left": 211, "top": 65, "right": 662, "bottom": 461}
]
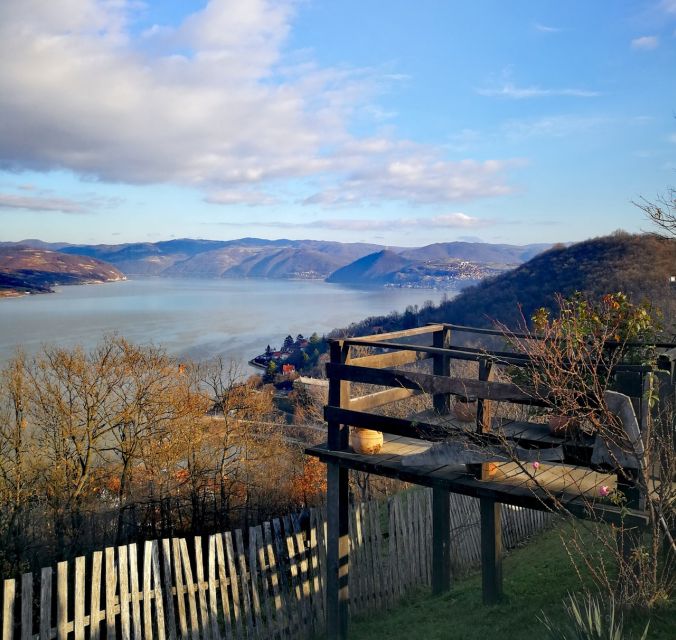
[
  {"left": 349, "top": 349, "right": 426, "bottom": 369},
  {"left": 234, "top": 529, "right": 254, "bottom": 640},
  {"left": 150, "top": 541, "right": 167, "bottom": 640},
  {"left": 214, "top": 534, "right": 233, "bottom": 640},
  {"left": 387, "top": 499, "right": 401, "bottom": 602},
  {"left": 272, "top": 518, "right": 295, "bottom": 637},
  {"left": 178, "top": 538, "right": 200, "bottom": 640},
  {"left": 349, "top": 387, "right": 419, "bottom": 412},
  {"left": 366, "top": 503, "right": 383, "bottom": 611},
  {"left": 2, "top": 579, "right": 15, "bottom": 640},
  {"left": 247, "top": 526, "right": 264, "bottom": 640},
  {"left": 307, "top": 444, "right": 649, "bottom": 527},
  {"left": 431, "top": 488, "right": 451, "bottom": 594},
  {"left": 326, "top": 363, "right": 545, "bottom": 406},
  {"left": 20, "top": 573, "right": 32, "bottom": 640},
  {"left": 342, "top": 324, "right": 442, "bottom": 343},
  {"left": 284, "top": 516, "right": 309, "bottom": 633},
  {"left": 193, "top": 538, "right": 210, "bottom": 640},
  {"left": 74, "top": 558, "right": 85, "bottom": 640},
  {"left": 105, "top": 547, "right": 117, "bottom": 640},
  {"left": 263, "top": 522, "right": 286, "bottom": 638},
  {"left": 129, "top": 544, "right": 143, "bottom": 640},
  {"left": 345, "top": 508, "right": 358, "bottom": 617},
  {"left": 223, "top": 532, "right": 242, "bottom": 639},
  {"left": 171, "top": 539, "right": 188, "bottom": 640},
  {"left": 480, "top": 499, "right": 503, "bottom": 605},
  {"left": 206, "top": 536, "right": 222, "bottom": 640},
  {"left": 91, "top": 552, "right": 106, "bottom": 639},
  {"left": 39, "top": 567, "right": 52, "bottom": 640},
  {"left": 307, "top": 515, "right": 325, "bottom": 629},
  {"left": 292, "top": 514, "right": 315, "bottom": 632},
  {"left": 118, "top": 546, "right": 131, "bottom": 640},
  {"left": 160, "top": 540, "right": 177, "bottom": 640},
  {"left": 142, "top": 542, "right": 154, "bottom": 640},
  {"left": 326, "top": 462, "right": 349, "bottom": 640},
  {"left": 56, "top": 562, "right": 67, "bottom": 640}
]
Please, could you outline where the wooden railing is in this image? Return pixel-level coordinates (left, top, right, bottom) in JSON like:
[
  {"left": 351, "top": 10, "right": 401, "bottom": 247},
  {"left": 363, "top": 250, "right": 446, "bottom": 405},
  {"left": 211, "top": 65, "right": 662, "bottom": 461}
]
[{"left": 1, "top": 491, "right": 553, "bottom": 640}]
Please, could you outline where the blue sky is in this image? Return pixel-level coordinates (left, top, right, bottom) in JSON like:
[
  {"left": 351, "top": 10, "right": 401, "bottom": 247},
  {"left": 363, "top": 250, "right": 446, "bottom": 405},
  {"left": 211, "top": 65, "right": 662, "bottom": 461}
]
[{"left": 0, "top": 0, "right": 675, "bottom": 247}]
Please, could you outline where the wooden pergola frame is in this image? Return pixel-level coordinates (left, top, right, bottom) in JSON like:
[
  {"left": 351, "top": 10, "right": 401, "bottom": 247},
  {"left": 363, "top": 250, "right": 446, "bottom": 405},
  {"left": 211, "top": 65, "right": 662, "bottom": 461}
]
[{"left": 306, "top": 323, "right": 676, "bottom": 640}]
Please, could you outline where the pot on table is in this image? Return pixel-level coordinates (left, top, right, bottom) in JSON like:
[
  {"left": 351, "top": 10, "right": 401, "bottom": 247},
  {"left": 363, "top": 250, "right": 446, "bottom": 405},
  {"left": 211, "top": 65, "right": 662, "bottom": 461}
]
[{"left": 350, "top": 428, "right": 384, "bottom": 454}]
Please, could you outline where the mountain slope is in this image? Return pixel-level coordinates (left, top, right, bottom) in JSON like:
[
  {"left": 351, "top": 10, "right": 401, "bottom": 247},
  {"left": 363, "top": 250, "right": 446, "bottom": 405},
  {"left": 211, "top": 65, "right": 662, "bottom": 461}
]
[
  {"left": 399, "top": 242, "right": 551, "bottom": 264},
  {"left": 0, "top": 246, "right": 125, "bottom": 295},
  {"left": 333, "top": 234, "right": 675, "bottom": 336},
  {"left": 326, "top": 250, "right": 413, "bottom": 284}
]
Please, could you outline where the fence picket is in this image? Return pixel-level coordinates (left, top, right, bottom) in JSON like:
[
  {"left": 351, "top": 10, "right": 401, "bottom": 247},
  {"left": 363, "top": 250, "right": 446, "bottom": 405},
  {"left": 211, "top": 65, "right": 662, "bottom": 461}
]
[
  {"left": 160, "top": 540, "right": 177, "bottom": 640},
  {"left": 105, "top": 547, "right": 117, "bottom": 640},
  {"left": 178, "top": 538, "right": 200, "bottom": 640},
  {"left": 56, "top": 562, "right": 67, "bottom": 640},
  {"left": 263, "top": 522, "right": 286, "bottom": 639},
  {"left": 119, "top": 545, "right": 131, "bottom": 640},
  {"left": 20, "top": 573, "right": 32, "bottom": 640},
  {"left": 214, "top": 534, "right": 233, "bottom": 639},
  {"left": 193, "top": 538, "right": 210, "bottom": 640},
  {"left": 223, "top": 532, "right": 243, "bottom": 639},
  {"left": 2, "top": 579, "right": 15, "bottom": 640},
  {"left": 247, "top": 527, "right": 264, "bottom": 640},
  {"left": 129, "top": 544, "right": 143, "bottom": 640},
  {"left": 39, "top": 568, "right": 52, "bottom": 640},
  {"left": 206, "top": 536, "right": 221, "bottom": 640},
  {"left": 271, "top": 519, "right": 294, "bottom": 637},
  {"left": 74, "top": 558, "right": 85, "bottom": 640},
  {"left": 171, "top": 538, "right": 187, "bottom": 639}
]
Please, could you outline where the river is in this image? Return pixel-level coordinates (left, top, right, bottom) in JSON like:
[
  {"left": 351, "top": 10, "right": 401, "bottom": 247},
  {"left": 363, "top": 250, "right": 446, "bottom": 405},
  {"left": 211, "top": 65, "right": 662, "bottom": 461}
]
[{"left": 0, "top": 278, "right": 454, "bottom": 365}]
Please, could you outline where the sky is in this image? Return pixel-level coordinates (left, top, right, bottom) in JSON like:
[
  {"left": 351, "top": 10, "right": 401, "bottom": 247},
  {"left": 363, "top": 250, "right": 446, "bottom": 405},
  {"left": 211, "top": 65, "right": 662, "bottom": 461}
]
[{"left": 0, "top": 0, "right": 675, "bottom": 247}]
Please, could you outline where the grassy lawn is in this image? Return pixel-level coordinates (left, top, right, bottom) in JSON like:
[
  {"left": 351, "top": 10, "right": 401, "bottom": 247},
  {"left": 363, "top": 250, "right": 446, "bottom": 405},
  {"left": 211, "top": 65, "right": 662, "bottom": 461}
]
[{"left": 346, "top": 525, "right": 675, "bottom": 640}]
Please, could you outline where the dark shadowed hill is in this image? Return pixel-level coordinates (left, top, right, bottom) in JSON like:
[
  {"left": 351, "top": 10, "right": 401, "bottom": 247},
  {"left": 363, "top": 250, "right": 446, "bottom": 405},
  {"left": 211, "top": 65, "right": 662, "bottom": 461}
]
[
  {"left": 326, "top": 250, "right": 413, "bottom": 284},
  {"left": 0, "top": 246, "right": 125, "bottom": 295},
  {"left": 332, "top": 234, "right": 675, "bottom": 337}
]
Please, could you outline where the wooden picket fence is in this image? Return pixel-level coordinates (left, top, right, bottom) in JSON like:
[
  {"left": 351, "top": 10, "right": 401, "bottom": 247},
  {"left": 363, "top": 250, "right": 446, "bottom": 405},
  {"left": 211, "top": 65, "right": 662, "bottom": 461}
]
[{"left": 1, "top": 490, "right": 553, "bottom": 640}]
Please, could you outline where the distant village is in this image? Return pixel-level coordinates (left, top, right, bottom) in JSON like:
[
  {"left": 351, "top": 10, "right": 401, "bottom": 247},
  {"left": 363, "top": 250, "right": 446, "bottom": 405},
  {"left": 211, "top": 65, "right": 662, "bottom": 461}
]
[{"left": 249, "top": 332, "right": 327, "bottom": 380}]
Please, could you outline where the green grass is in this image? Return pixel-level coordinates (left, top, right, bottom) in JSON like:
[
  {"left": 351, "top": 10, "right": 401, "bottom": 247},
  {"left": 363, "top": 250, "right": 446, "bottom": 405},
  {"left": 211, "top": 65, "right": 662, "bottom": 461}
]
[{"left": 345, "top": 526, "right": 675, "bottom": 640}]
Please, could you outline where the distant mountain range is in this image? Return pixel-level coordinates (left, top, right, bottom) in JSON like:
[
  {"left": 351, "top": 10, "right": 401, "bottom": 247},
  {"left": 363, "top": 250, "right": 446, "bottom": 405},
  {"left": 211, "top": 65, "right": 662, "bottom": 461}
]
[
  {"left": 0, "top": 238, "right": 552, "bottom": 294},
  {"left": 0, "top": 246, "right": 125, "bottom": 296}
]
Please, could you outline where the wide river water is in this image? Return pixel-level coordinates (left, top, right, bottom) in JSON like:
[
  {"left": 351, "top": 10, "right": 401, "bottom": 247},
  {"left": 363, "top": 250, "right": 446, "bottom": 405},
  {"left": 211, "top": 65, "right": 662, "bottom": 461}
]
[{"left": 0, "top": 278, "right": 453, "bottom": 365}]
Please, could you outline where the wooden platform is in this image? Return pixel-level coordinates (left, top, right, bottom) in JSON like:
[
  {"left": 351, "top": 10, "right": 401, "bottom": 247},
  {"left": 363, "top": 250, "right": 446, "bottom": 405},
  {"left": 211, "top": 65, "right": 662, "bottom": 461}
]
[{"left": 307, "top": 434, "right": 648, "bottom": 527}]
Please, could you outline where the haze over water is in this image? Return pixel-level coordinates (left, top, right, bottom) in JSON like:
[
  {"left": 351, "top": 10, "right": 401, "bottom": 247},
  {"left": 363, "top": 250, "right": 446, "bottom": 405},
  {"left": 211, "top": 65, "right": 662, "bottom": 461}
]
[{"left": 0, "top": 278, "right": 452, "bottom": 365}]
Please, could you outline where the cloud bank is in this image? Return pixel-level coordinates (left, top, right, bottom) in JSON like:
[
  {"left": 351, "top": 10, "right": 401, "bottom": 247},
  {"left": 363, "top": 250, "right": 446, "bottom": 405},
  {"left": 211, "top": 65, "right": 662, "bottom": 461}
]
[{"left": 0, "top": 0, "right": 514, "bottom": 207}]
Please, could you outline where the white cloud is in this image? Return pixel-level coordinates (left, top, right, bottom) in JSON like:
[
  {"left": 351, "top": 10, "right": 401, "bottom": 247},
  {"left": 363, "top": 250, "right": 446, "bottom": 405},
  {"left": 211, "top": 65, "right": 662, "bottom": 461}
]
[
  {"left": 0, "top": 193, "right": 87, "bottom": 214},
  {"left": 534, "top": 23, "right": 561, "bottom": 33},
  {"left": 204, "top": 190, "right": 279, "bottom": 206},
  {"left": 215, "top": 212, "right": 495, "bottom": 230},
  {"left": 631, "top": 35, "right": 659, "bottom": 50},
  {"left": 0, "top": 0, "right": 515, "bottom": 207},
  {"left": 477, "top": 83, "right": 600, "bottom": 99}
]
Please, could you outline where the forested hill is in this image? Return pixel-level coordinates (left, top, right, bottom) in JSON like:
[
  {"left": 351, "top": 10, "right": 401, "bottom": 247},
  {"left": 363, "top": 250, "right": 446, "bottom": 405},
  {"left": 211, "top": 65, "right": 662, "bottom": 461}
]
[
  {"left": 331, "top": 233, "right": 676, "bottom": 337},
  {"left": 0, "top": 246, "right": 125, "bottom": 296}
]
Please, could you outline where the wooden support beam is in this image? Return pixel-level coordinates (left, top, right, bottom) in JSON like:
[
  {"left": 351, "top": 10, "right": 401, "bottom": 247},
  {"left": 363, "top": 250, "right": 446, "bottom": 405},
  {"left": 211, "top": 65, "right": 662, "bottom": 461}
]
[
  {"left": 326, "top": 341, "right": 350, "bottom": 640},
  {"left": 433, "top": 327, "right": 452, "bottom": 414},
  {"left": 480, "top": 499, "right": 503, "bottom": 605},
  {"left": 326, "top": 464, "right": 349, "bottom": 640},
  {"left": 326, "top": 363, "right": 547, "bottom": 406},
  {"left": 431, "top": 488, "right": 451, "bottom": 594}
]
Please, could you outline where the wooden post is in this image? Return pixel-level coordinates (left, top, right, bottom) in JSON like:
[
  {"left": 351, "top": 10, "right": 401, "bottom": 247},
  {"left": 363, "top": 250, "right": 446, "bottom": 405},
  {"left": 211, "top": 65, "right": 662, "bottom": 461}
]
[
  {"left": 326, "top": 340, "right": 350, "bottom": 640},
  {"left": 431, "top": 489, "right": 451, "bottom": 594},
  {"left": 477, "top": 359, "right": 503, "bottom": 603},
  {"left": 480, "top": 499, "right": 503, "bottom": 605},
  {"left": 431, "top": 327, "right": 453, "bottom": 594}
]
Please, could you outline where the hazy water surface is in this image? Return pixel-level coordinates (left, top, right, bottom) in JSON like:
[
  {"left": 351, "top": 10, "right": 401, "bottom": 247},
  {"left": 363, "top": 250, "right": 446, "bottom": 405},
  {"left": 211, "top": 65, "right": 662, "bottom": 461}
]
[{"left": 0, "top": 278, "right": 452, "bottom": 365}]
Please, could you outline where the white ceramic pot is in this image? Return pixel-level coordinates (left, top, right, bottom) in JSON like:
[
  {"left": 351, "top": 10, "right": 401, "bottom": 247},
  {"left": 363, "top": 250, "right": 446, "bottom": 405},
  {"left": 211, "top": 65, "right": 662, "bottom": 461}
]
[{"left": 350, "top": 428, "right": 384, "bottom": 454}]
